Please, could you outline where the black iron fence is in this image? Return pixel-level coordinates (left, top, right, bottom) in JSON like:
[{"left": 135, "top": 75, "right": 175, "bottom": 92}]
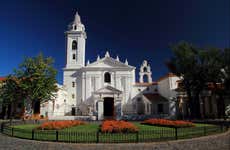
[{"left": 1, "top": 121, "right": 229, "bottom": 143}]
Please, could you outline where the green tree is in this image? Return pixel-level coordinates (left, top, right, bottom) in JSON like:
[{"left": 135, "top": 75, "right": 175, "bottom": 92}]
[
  {"left": 168, "top": 42, "right": 229, "bottom": 119},
  {"left": 167, "top": 42, "right": 207, "bottom": 119},
  {"left": 0, "top": 76, "right": 23, "bottom": 119},
  {"left": 199, "top": 48, "right": 224, "bottom": 118},
  {"left": 222, "top": 48, "right": 230, "bottom": 92},
  {"left": 14, "top": 53, "right": 58, "bottom": 115},
  {"left": 222, "top": 48, "right": 230, "bottom": 118}
]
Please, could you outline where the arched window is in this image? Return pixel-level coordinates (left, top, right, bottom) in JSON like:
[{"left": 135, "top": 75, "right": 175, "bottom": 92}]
[
  {"left": 143, "top": 67, "right": 147, "bottom": 72},
  {"left": 72, "top": 54, "right": 76, "bottom": 60},
  {"left": 72, "top": 40, "right": 77, "bottom": 50},
  {"left": 104, "top": 72, "right": 111, "bottom": 83},
  {"left": 72, "top": 82, "right": 75, "bottom": 87},
  {"left": 143, "top": 74, "right": 148, "bottom": 83}
]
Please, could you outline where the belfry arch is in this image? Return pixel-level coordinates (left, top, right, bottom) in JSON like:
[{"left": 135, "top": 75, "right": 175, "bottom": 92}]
[{"left": 139, "top": 60, "right": 152, "bottom": 83}]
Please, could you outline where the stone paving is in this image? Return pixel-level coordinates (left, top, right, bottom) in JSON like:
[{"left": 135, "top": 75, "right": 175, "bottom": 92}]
[{"left": 0, "top": 130, "right": 229, "bottom": 150}]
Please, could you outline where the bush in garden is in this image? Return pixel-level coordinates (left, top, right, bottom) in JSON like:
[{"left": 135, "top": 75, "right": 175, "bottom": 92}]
[
  {"left": 141, "top": 119, "right": 195, "bottom": 128},
  {"left": 225, "top": 104, "right": 230, "bottom": 118},
  {"left": 37, "top": 120, "right": 86, "bottom": 130},
  {"left": 21, "top": 113, "right": 48, "bottom": 120},
  {"left": 101, "top": 120, "right": 138, "bottom": 133}
]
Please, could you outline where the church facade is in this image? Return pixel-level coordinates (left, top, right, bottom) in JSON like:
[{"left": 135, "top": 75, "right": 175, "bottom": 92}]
[{"left": 40, "top": 12, "right": 180, "bottom": 120}]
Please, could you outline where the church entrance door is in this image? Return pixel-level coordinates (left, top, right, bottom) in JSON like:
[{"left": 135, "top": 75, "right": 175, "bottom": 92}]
[{"left": 103, "top": 97, "right": 114, "bottom": 119}]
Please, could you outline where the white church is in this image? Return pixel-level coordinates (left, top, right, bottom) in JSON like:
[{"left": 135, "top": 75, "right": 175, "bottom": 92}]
[{"left": 40, "top": 12, "right": 180, "bottom": 120}]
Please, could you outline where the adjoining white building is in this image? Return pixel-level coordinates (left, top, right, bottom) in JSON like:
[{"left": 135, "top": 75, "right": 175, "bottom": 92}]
[{"left": 41, "top": 12, "right": 180, "bottom": 120}]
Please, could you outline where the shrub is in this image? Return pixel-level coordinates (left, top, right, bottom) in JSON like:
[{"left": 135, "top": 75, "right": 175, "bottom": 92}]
[
  {"left": 37, "top": 120, "right": 86, "bottom": 130},
  {"left": 141, "top": 119, "right": 195, "bottom": 128},
  {"left": 101, "top": 120, "right": 138, "bottom": 133},
  {"left": 225, "top": 104, "right": 230, "bottom": 118},
  {"left": 21, "top": 113, "right": 48, "bottom": 120}
]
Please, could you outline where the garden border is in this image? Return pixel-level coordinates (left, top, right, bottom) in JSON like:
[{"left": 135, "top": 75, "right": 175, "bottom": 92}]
[{"left": 1, "top": 120, "right": 229, "bottom": 143}]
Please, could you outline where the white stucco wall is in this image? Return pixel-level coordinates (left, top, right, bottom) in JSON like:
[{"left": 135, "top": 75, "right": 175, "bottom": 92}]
[
  {"left": 158, "top": 75, "right": 180, "bottom": 118},
  {"left": 40, "top": 84, "right": 68, "bottom": 117},
  {"left": 42, "top": 12, "right": 181, "bottom": 120}
]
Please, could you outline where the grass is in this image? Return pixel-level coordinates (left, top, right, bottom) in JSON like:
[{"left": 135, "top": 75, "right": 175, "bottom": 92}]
[
  {"left": 4, "top": 122, "right": 223, "bottom": 143},
  {"left": 12, "top": 124, "right": 39, "bottom": 130},
  {"left": 62, "top": 124, "right": 99, "bottom": 132}
]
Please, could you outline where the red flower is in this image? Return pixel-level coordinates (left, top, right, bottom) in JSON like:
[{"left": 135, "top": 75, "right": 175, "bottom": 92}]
[
  {"left": 101, "top": 120, "right": 138, "bottom": 133},
  {"left": 37, "top": 120, "right": 86, "bottom": 130},
  {"left": 141, "top": 119, "right": 194, "bottom": 128}
]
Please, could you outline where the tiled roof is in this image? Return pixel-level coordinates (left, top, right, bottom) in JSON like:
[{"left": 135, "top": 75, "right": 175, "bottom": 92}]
[
  {"left": 0, "top": 77, "right": 5, "bottom": 81},
  {"left": 157, "top": 73, "right": 177, "bottom": 82},
  {"left": 176, "top": 81, "right": 224, "bottom": 91},
  {"left": 143, "top": 93, "right": 168, "bottom": 102},
  {"left": 135, "top": 82, "right": 158, "bottom": 86},
  {"left": 206, "top": 82, "right": 224, "bottom": 90}
]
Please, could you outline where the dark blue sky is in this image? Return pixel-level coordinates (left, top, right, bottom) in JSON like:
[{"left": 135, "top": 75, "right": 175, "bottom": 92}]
[{"left": 0, "top": 0, "right": 229, "bottom": 84}]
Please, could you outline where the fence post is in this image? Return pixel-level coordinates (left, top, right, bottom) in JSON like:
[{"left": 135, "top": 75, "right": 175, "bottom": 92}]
[
  {"left": 56, "top": 130, "right": 59, "bottom": 142},
  {"left": 136, "top": 132, "right": 139, "bottom": 143},
  {"left": 32, "top": 129, "right": 34, "bottom": 140},
  {"left": 1, "top": 123, "right": 4, "bottom": 133},
  {"left": 221, "top": 124, "right": 224, "bottom": 132},
  {"left": 175, "top": 127, "right": 178, "bottom": 140},
  {"left": 11, "top": 127, "right": 14, "bottom": 136},
  {"left": 227, "top": 124, "right": 229, "bottom": 130},
  {"left": 204, "top": 126, "right": 206, "bottom": 136},
  {"left": 96, "top": 131, "right": 99, "bottom": 143}
]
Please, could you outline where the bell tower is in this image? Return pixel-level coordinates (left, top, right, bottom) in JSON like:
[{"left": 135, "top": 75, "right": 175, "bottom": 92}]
[
  {"left": 139, "top": 60, "right": 152, "bottom": 83},
  {"left": 65, "top": 12, "right": 87, "bottom": 68}
]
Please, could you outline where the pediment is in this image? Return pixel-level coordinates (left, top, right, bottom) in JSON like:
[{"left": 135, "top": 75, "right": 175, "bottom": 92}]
[
  {"left": 85, "top": 57, "right": 135, "bottom": 69},
  {"left": 94, "top": 85, "right": 122, "bottom": 94}
]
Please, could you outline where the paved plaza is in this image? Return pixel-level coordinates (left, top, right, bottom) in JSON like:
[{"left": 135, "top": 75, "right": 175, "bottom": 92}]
[{"left": 0, "top": 130, "right": 229, "bottom": 150}]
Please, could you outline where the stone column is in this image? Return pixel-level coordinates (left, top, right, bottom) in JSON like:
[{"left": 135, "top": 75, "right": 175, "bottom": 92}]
[
  {"left": 169, "top": 98, "right": 176, "bottom": 119},
  {"left": 97, "top": 99, "right": 104, "bottom": 120},
  {"left": 178, "top": 97, "right": 184, "bottom": 117},
  {"left": 82, "top": 72, "right": 86, "bottom": 102},
  {"left": 115, "top": 100, "right": 122, "bottom": 120},
  {"left": 212, "top": 95, "right": 218, "bottom": 118},
  {"left": 199, "top": 95, "right": 204, "bottom": 119},
  {"left": 204, "top": 96, "right": 210, "bottom": 115}
]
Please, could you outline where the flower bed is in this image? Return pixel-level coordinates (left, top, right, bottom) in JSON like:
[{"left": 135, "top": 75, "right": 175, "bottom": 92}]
[
  {"left": 141, "top": 119, "right": 195, "bottom": 128},
  {"left": 101, "top": 120, "right": 138, "bottom": 133},
  {"left": 22, "top": 113, "right": 48, "bottom": 120},
  {"left": 37, "top": 120, "right": 86, "bottom": 130}
]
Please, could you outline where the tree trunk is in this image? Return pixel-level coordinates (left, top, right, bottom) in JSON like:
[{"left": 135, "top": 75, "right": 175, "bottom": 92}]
[
  {"left": 217, "top": 93, "right": 225, "bottom": 118},
  {"left": 34, "top": 100, "right": 40, "bottom": 114},
  {"left": 213, "top": 83, "right": 225, "bottom": 119},
  {"left": 186, "top": 88, "right": 193, "bottom": 120},
  {"left": 193, "top": 93, "right": 201, "bottom": 119},
  {"left": 7, "top": 104, "right": 11, "bottom": 119},
  {"left": 32, "top": 101, "right": 35, "bottom": 115},
  {"left": 1, "top": 105, "right": 6, "bottom": 119},
  {"left": 11, "top": 102, "right": 17, "bottom": 119}
]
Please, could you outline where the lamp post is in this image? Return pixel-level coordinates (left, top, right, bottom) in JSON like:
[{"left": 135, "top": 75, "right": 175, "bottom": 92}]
[{"left": 64, "top": 99, "right": 66, "bottom": 115}]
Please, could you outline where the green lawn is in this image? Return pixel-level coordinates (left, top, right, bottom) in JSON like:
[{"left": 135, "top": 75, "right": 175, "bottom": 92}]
[
  {"left": 63, "top": 124, "right": 99, "bottom": 132},
  {"left": 4, "top": 122, "right": 223, "bottom": 143},
  {"left": 11, "top": 122, "right": 214, "bottom": 131},
  {"left": 12, "top": 124, "right": 39, "bottom": 130}
]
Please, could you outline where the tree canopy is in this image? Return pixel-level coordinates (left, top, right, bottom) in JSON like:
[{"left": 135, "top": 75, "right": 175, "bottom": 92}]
[
  {"left": 15, "top": 53, "right": 58, "bottom": 103},
  {"left": 167, "top": 41, "right": 229, "bottom": 119},
  {"left": 0, "top": 53, "right": 58, "bottom": 117}
]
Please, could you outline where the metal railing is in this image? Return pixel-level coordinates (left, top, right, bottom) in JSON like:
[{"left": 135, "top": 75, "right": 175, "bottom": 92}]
[{"left": 1, "top": 121, "right": 228, "bottom": 143}]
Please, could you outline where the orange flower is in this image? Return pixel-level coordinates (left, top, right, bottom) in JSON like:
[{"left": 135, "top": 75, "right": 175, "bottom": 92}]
[
  {"left": 141, "top": 119, "right": 194, "bottom": 128},
  {"left": 101, "top": 120, "right": 138, "bottom": 133},
  {"left": 37, "top": 120, "right": 86, "bottom": 130}
]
